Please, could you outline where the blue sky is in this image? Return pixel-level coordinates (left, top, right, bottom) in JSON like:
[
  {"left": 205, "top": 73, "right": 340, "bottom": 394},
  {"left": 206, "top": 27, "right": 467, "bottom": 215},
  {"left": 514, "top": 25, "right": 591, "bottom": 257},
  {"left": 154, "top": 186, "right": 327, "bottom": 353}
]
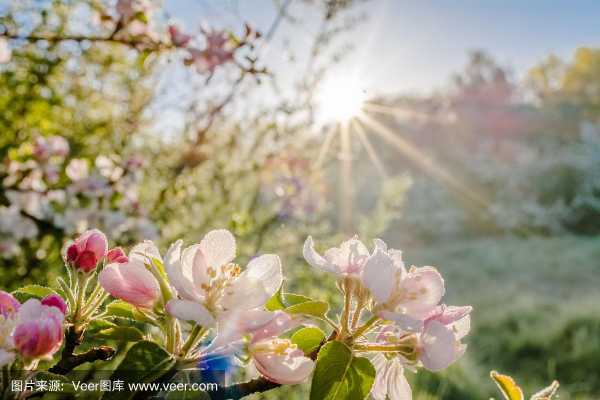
[{"left": 165, "top": 0, "right": 600, "bottom": 96}]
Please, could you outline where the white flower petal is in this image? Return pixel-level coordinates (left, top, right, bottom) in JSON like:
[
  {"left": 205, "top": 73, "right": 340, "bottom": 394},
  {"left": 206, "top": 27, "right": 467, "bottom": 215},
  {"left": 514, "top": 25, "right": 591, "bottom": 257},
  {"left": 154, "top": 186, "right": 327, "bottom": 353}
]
[
  {"left": 166, "top": 299, "right": 215, "bottom": 327},
  {"left": 199, "top": 229, "right": 236, "bottom": 268},
  {"left": 370, "top": 354, "right": 390, "bottom": 400},
  {"left": 420, "top": 321, "right": 458, "bottom": 371},
  {"left": 373, "top": 238, "right": 388, "bottom": 253},
  {"left": 165, "top": 241, "right": 202, "bottom": 302},
  {"left": 219, "top": 254, "right": 282, "bottom": 311},
  {"left": 302, "top": 236, "right": 337, "bottom": 273},
  {"left": 324, "top": 236, "right": 370, "bottom": 275},
  {"left": 453, "top": 314, "right": 471, "bottom": 340},
  {"left": 192, "top": 247, "right": 210, "bottom": 287},
  {"left": 252, "top": 346, "right": 315, "bottom": 385},
  {"left": 378, "top": 311, "right": 424, "bottom": 332},
  {"left": 129, "top": 240, "right": 162, "bottom": 264},
  {"left": 387, "top": 360, "right": 412, "bottom": 400},
  {"left": 244, "top": 254, "right": 283, "bottom": 298},
  {"left": 220, "top": 277, "right": 271, "bottom": 311},
  {"left": 361, "top": 249, "right": 396, "bottom": 303}
]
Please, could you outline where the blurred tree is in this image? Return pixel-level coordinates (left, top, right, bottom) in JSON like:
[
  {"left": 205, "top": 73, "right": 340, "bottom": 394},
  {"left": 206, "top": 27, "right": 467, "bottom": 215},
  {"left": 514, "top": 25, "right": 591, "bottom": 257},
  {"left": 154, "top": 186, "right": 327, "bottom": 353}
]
[{"left": 0, "top": 1, "right": 156, "bottom": 288}]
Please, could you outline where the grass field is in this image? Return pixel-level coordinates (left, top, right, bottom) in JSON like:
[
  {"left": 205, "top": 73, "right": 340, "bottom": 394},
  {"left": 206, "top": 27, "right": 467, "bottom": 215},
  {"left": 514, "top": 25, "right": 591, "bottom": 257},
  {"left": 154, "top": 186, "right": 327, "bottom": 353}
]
[{"left": 405, "top": 234, "right": 600, "bottom": 399}]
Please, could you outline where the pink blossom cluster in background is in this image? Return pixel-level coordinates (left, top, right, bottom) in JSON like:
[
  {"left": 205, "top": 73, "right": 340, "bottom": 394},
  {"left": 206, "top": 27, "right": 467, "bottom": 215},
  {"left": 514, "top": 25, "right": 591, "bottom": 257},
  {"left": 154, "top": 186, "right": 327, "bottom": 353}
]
[{"left": 0, "top": 135, "right": 156, "bottom": 259}]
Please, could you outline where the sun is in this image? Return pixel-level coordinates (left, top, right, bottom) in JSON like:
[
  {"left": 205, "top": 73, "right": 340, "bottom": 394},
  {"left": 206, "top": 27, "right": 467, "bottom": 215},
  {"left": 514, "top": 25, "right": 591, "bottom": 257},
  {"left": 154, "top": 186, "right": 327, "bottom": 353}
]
[{"left": 317, "top": 77, "right": 366, "bottom": 123}]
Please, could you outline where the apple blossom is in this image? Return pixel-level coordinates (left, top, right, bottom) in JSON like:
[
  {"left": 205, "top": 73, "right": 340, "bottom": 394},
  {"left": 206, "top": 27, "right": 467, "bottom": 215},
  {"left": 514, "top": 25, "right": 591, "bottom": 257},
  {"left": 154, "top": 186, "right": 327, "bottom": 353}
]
[
  {"left": 0, "top": 320, "right": 16, "bottom": 368},
  {"left": 0, "top": 290, "right": 20, "bottom": 318},
  {"left": 0, "top": 292, "right": 19, "bottom": 367},
  {"left": 33, "top": 135, "right": 70, "bottom": 160},
  {"left": 303, "top": 235, "right": 372, "bottom": 277},
  {"left": 116, "top": 0, "right": 151, "bottom": 22},
  {"left": 245, "top": 310, "right": 315, "bottom": 385},
  {"left": 169, "top": 24, "right": 192, "bottom": 47},
  {"left": 12, "top": 299, "right": 64, "bottom": 361},
  {"left": 107, "top": 247, "right": 128, "bottom": 264},
  {"left": 65, "top": 158, "right": 90, "bottom": 181},
  {"left": 186, "top": 30, "right": 235, "bottom": 74},
  {"left": 65, "top": 229, "right": 108, "bottom": 272},
  {"left": 370, "top": 353, "right": 412, "bottom": 400},
  {"left": 418, "top": 305, "right": 471, "bottom": 371},
  {"left": 99, "top": 257, "right": 161, "bottom": 309},
  {"left": 165, "top": 229, "right": 282, "bottom": 327},
  {"left": 41, "top": 294, "right": 68, "bottom": 315},
  {"left": 361, "top": 242, "right": 445, "bottom": 331}
]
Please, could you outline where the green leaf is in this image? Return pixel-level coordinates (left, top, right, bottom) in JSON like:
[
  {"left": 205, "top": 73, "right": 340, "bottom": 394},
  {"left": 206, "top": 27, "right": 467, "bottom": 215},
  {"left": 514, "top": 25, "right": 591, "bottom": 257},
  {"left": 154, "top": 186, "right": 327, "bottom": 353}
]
[
  {"left": 285, "top": 300, "right": 329, "bottom": 319},
  {"left": 310, "top": 341, "right": 375, "bottom": 400},
  {"left": 265, "top": 287, "right": 286, "bottom": 311},
  {"left": 491, "top": 371, "right": 524, "bottom": 400},
  {"left": 106, "top": 341, "right": 175, "bottom": 400},
  {"left": 96, "top": 326, "right": 145, "bottom": 342},
  {"left": 291, "top": 327, "right": 326, "bottom": 355},
  {"left": 87, "top": 319, "right": 117, "bottom": 333},
  {"left": 12, "top": 285, "right": 58, "bottom": 302},
  {"left": 105, "top": 300, "right": 150, "bottom": 322},
  {"left": 150, "top": 257, "right": 167, "bottom": 278},
  {"left": 266, "top": 290, "right": 330, "bottom": 319},
  {"left": 284, "top": 293, "right": 314, "bottom": 306}
]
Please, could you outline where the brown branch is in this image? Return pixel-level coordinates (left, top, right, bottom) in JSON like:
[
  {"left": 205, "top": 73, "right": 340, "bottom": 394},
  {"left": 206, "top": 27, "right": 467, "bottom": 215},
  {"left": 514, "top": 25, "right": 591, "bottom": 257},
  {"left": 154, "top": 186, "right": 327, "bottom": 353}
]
[
  {"left": 49, "top": 325, "right": 115, "bottom": 375},
  {"left": 1, "top": 33, "right": 171, "bottom": 51}
]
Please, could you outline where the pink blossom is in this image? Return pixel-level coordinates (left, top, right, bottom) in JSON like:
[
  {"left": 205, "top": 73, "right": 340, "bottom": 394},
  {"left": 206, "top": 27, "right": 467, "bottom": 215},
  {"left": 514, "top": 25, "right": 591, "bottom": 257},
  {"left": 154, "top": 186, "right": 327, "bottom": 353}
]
[
  {"left": 186, "top": 30, "right": 235, "bottom": 74},
  {"left": 33, "top": 136, "right": 69, "bottom": 160},
  {"left": 0, "top": 291, "right": 20, "bottom": 318},
  {"left": 250, "top": 339, "right": 315, "bottom": 385},
  {"left": 360, "top": 240, "right": 445, "bottom": 331},
  {"left": 41, "top": 294, "right": 68, "bottom": 315},
  {"left": 246, "top": 311, "right": 314, "bottom": 385},
  {"left": 99, "top": 259, "right": 160, "bottom": 308},
  {"left": 169, "top": 25, "right": 192, "bottom": 47},
  {"left": 107, "top": 247, "right": 128, "bottom": 264},
  {"left": 116, "top": 0, "right": 151, "bottom": 21},
  {"left": 65, "top": 229, "right": 108, "bottom": 272},
  {"left": 418, "top": 305, "right": 471, "bottom": 371},
  {"left": 303, "top": 236, "right": 371, "bottom": 277},
  {"left": 13, "top": 299, "right": 64, "bottom": 361}
]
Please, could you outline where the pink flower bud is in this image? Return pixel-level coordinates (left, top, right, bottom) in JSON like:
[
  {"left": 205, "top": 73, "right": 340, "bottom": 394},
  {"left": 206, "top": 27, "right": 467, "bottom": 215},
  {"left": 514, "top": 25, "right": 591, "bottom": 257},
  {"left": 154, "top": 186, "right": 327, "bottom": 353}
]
[
  {"left": 98, "top": 261, "right": 160, "bottom": 308},
  {"left": 13, "top": 299, "right": 64, "bottom": 360},
  {"left": 0, "top": 290, "right": 20, "bottom": 318},
  {"left": 41, "top": 294, "right": 68, "bottom": 315},
  {"left": 65, "top": 229, "right": 108, "bottom": 272},
  {"left": 107, "top": 247, "right": 128, "bottom": 264}
]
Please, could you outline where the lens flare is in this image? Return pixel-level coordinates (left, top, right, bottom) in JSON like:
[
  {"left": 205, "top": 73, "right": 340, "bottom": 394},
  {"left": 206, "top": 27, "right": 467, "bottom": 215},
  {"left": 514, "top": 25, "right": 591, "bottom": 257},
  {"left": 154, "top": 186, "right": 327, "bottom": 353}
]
[{"left": 317, "top": 77, "right": 366, "bottom": 122}]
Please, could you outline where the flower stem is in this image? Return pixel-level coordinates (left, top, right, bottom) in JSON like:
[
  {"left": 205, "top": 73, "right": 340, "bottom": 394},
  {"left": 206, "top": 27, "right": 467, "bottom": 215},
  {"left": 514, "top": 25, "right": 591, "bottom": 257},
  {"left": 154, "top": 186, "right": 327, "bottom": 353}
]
[
  {"left": 337, "top": 278, "right": 353, "bottom": 339},
  {"left": 180, "top": 325, "right": 207, "bottom": 357},
  {"left": 353, "top": 343, "right": 414, "bottom": 353},
  {"left": 73, "top": 273, "right": 90, "bottom": 325},
  {"left": 350, "top": 301, "right": 365, "bottom": 329},
  {"left": 348, "top": 316, "right": 380, "bottom": 342}
]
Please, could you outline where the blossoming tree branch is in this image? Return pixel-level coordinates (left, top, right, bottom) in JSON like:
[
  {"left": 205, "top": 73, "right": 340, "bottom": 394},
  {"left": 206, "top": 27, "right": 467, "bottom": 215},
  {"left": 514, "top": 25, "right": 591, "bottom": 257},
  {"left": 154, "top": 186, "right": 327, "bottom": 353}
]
[{"left": 0, "top": 227, "right": 474, "bottom": 400}]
